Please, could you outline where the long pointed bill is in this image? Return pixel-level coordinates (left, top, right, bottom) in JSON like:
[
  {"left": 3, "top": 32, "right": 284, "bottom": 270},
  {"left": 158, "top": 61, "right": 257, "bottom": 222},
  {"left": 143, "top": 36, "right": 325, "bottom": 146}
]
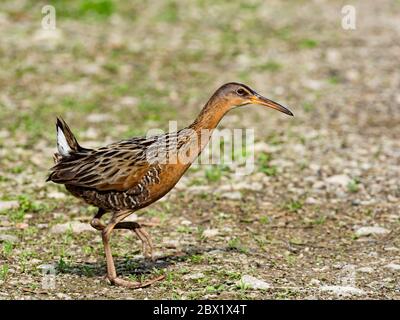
[{"left": 250, "top": 94, "right": 293, "bottom": 116}]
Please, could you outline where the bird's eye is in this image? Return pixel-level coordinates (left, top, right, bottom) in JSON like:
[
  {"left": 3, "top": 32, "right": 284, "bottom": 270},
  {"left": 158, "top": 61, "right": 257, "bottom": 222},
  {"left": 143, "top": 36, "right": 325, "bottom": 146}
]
[{"left": 236, "top": 88, "right": 246, "bottom": 96}]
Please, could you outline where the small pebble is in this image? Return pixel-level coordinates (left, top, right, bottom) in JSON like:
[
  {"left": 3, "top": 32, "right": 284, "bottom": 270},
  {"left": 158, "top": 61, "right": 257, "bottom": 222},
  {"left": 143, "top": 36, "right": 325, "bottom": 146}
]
[
  {"left": 355, "top": 226, "right": 390, "bottom": 237},
  {"left": 238, "top": 275, "right": 271, "bottom": 290}
]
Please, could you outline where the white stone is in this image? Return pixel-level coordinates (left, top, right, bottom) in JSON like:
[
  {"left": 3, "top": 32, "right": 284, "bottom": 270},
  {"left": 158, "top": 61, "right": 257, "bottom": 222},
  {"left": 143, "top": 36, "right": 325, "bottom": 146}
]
[
  {"left": 33, "top": 29, "right": 64, "bottom": 46},
  {"left": 81, "top": 64, "right": 101, "bottom": 75},
  {"left": 54, "top": 83, "right": 81, "bottom": 95},
  {"left": 384, "top": 247, "right": 399, "bottom": 252},
  {"left": 238, "top": 275, "right": 271, "bottom": 290},
  {"left": 0, "top": 201, "right": 19, "bottom": 211},
  {"left": 207, "top": 249, "right": 224, "bottom": 256},
  {"left": 50, "top": 221, "right": 93, "bottom": 234},
  {"left": 162, "top": 239, "right": 180, "bottom": 248},
  {"left": 326, "top": 174, "right": 351, "bottom": 187},
  {"left": 181, "top": 219, "right": 192, "bottom": 226},
  {"left": 305, "top": 197, "right": 318, "bottom": 204},
  {"left": 183, "top": 272, "right": 205, "bottom": 280},
  {"left": 187, "top": 186, "right": 210, "bottom": 194},
  {"left": 326, "top": 49, "right": 341, "bottom": 64},
  {"left": 384, "top": 263, "right": 400, "bottom": 271},
  {"left": 47, "top": 191, "right": 66, "bottom": 199},
  {"left": 355, "top": 226, "right": 390, "bottom": 237},
  {"left": 320, "top": 285, "right": 365, "bottom": 297},
  {"left": 304, "top": 79, "right": 324, "bottom": 90},
  {"left": 120, "top": 96, "right": 138, "bottom": 106},
  {"left": 234, "top": 182, "right": 263, "bottom": 191},
  {"left": 0, "top": 234, "right": 18, "bottom": 243},
  {"left": 0, "top": 130, "right": 10, "bottom": 139},
  {"left": 56, "top": 293, "right": 71, "bottom": 299},
  {"left": 221, "top": 191, "right": 242, "bottom": 200},
  {"left": 312, "top": 181, "right": 325, "bottom": 189},
  {"left": 87, "top": 113, "right": 114, "bottom": 123},
  {"left": 37, "top": 264, "right": 56, "bottom": 271},
  {"left": 202, "top": 228, "right": 219, "bottom": 239},
  {"left": 357, "top": 267, "right": 374, "bottom": 273}
]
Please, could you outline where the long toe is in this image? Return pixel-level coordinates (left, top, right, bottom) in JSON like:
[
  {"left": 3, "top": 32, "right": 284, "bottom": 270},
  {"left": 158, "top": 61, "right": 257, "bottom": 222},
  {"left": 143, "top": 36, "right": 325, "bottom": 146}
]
[
  {"left": 139, "top": 274, "right": 165, "bottom": 288},
  {"left": 109, "top": 275, "right": 165, "bottom": 288},
  {"left": 143, "top": 241, "right": 153, "bottom": 261},
  {"left": 110, "top": 277, "right": 142, "bottom": 288},
  {"left": 133, "top": 228, "right": 154, "bottom": 260}
]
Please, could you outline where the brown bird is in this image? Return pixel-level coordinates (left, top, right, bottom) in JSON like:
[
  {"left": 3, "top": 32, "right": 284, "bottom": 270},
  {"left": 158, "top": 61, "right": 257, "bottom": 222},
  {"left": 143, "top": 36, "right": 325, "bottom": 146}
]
[{"left": 47, "top": 82, "right": 293, "bottom": 288}]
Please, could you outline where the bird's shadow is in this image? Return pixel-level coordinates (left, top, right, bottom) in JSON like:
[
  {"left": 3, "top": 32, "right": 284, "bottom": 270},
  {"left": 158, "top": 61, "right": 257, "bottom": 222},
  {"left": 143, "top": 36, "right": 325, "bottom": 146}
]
[{"left": 59, "top": 245, "right": 227, "bottom": 278}]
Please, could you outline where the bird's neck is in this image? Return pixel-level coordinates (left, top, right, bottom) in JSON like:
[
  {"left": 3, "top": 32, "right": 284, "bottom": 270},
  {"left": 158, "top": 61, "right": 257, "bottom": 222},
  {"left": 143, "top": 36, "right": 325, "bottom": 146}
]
[
  {"left": 189, "top": 98, "right": 231, "bottom": 133},
  {"left": 176, "top": 98, "right": 231, "bottom": 163}
]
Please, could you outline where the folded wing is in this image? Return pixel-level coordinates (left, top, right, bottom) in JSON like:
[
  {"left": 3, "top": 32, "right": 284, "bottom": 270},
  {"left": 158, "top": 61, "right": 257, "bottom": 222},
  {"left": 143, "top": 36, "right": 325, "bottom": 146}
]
[{"left": 48, "top": 140, "right": 153, "bottom": 192}]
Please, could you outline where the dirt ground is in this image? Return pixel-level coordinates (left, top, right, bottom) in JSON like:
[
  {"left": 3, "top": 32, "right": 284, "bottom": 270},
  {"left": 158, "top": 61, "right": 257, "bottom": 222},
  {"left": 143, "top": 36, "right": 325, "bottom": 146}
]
[{"left": 0, "top": 0, "right": 399, "bottom": 299}]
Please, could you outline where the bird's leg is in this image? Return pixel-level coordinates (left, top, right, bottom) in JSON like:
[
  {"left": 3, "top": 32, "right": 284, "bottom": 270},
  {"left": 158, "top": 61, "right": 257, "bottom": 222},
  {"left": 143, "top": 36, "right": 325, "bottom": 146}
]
[
  {"left": 136, "top": 226, "right": 154, "bottom": 260},
  {"left": 115, "top": 222, "right": 154, "bottom": 260},
  {"left": 90, "top": 209, "right": 154, "bottom": 260},
  {"left": 102, "top": 213, "right": 139, "bottom": 288},
  {"left": 101, "top": 211, "right": 163, "bottom": 288},
  {"left": 90, "top": 208, "right": 107, "bottom": 231}
]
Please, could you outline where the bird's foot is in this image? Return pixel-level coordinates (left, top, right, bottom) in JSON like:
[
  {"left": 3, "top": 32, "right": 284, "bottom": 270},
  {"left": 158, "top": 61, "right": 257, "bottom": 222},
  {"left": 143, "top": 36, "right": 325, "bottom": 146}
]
[
  {"left": 108, "top": 275, "right": 165, "bottom": 288},
  {"left": 133, "top": 226, "right": 154, "bottom": 261},
  {"left": 143, "top": 243, "right": 154, "bottom": 261}
]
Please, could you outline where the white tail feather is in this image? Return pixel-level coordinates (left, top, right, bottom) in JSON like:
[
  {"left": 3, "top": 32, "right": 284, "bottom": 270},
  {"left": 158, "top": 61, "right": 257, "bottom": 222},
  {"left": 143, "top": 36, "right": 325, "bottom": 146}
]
[{"left": 57, "top": 126, "right": 71, "bottom": 157}]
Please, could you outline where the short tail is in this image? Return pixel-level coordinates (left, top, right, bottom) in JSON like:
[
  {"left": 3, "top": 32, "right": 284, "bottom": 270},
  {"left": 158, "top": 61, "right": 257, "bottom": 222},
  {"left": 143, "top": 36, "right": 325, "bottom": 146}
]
[{"left": 55, "top": 117, "right": 84, "bottom": 157}]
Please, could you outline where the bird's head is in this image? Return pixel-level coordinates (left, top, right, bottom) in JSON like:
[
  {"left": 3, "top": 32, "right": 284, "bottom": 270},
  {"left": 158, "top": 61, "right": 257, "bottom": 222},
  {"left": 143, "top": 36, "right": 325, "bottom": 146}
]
[{"left": 213, "top": 82, "right": 293, "bottom": 116}]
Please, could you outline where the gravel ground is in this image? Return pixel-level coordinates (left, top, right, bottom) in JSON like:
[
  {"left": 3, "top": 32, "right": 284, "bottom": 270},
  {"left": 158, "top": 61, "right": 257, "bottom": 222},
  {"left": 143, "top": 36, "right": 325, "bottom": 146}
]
[{"left": 0, "top": 0, "right": 399, "bottom": 299}]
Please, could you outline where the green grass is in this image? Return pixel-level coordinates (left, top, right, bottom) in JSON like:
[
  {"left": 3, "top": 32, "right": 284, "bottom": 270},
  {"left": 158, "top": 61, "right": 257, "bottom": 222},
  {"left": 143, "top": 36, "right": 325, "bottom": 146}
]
[
  {"left": 2, "top": 241, "right": 13, "bottom": 257},
  {"left": 236, "top": 280, "right": 250, "bottom": 291},
  {"left": 347, "top": 179, "right": 360, "bottom": 193},
  {"left": 298, "top": 38, "right": 318, "bottom": 49},
  {"left": 227, "top": 237, "right": 248, "bottom": 253},
  {"left": 303, "top": 102, "right": 314, "bottom": 112},
  {"left": 51, "top": 0, "right": 116, "bottom": 19},
  {"left": 7, "top": 195, "right": 49, "bottom": 222},
  {"left": 189, "top": 254, "right": 204, "bottom": 264},
  {"left": 284, "top": 199, "right": 303, "bottom": 213},
  {"left": 258, "top": 152, "right": 278, "bottom": 176},
  {"left": 158, "top": 1, "right": 180, "bottom": 23},
  {"left": 57, "top": 257, "right": 72, "bottom": 273},
  {"left": 257, "top": 60, "right": 283, "bottom": 72},
  {"left": 311, "top": 215, "right": 326, "bottom": 225},
  {"left": 259, "top": 215, "right": 270, "bottom": 224},
  {"left": 176, "top": 225, "right": 191, "bottom": 234},
  {"left": 328, "top": 75, "right": 340, "bottom": 85},
  {"left": 0, "top": 265, "right": 9, "bottom": 281},
  {"left": 145, "top": 209, "right": 167, "bottom": 222},
  {"left": 205, "top": 284, "right": 226, "bottom": 293},
  {"left": 205, "top": 165, "right": 231, "bottom": 183}
]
